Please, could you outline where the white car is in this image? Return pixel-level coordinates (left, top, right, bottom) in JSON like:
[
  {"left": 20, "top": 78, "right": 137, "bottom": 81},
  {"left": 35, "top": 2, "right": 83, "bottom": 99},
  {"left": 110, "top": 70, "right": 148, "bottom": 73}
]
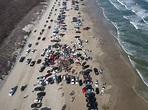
[
  {"left": 95, "top": 80, "right": 99, "bottom": 87},
  {"left": 71, "top": 78, "right": 75, "bottom": 85},
  {"left": 34, "top": 99, "right": 42, "bottom": 103},
  {"left": 85, "top": 81, "right": 93, "bottom": 85},
  {"left": 9, "top": 86, "right": 18, "bottom": 96},
  {"left": 86, "top": 88, "right": 94, "bottom": 93},
  {"left": 75, "top": 77, "right": 79, "bottom": 84}
]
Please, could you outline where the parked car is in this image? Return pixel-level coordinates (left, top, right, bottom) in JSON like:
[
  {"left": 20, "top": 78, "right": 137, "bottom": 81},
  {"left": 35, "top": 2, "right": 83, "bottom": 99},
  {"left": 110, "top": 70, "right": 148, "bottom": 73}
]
[
  {"left": 28, "top": 43, "right": 32, "bottom": 48},
  {"left": 30, "top": 61, "right": 36, "bottom": 66},
  {"left": 95, "top": 88, "right": 99, "bottom": 94},
  {"left": 86, "top": 97, "right": 96, "bottom": 102},
  {"left": 42, "top": 37, "right": 46, "bottom": 41},
  {"left": 35, "top": 42, "right": 39, "bottom": 45},
  {"left": 93, "top": 68, "right": 99, "bottom": 75},
  {"left": 75, "top": 77, "right": 79, "bottom": 84},
  {"left": 20, "top": 84, "right": 27, "bottom": 91},
  {"left": 26, "top": 58, "right": 32, "bottom": 65},
  {"left": 39, "top": 66, "right": 46, "bottom": 72},
  {"left": 85, "top": 81, "right": 93, "bottom": 85},
  {"left": 37, "top": 92, "right": 46, "bottom": 97},
  {"left": 66, "top": 76, "right": 71, "bottom": 84},
  {"left": 79, "top": 79, "right": 83, "bottom": 86},
  {"left": 88, "top": 107, "right": 98, "bottom": 110},
  {"left": 48, "top": 26, "right": 51, "bottom": 29},
  {"left": 87, "top": 102, "right": 98, "bottom": 107},
  {"left": 95, "top": 80, "right": 99, "bottom": 87},
  {"left": 85, "top": 93, "right": 95, "bottom": 98},
  {"left": 71, "top": 77, "right": 75, "bottom": 85},
  {"left": 19, "top": 56, "right": 25, "bottom": 62},
  {"left": 82, "top": 61, "right": 86, "bottom": 67},
  {"left": 83, "top": 27, "right": 90, "bottom": 30},
  {"left": 87, "top": 88, "right": 94, "bottom": 93},
  {"left": 9, "top": 86, "right": 18, "bottom": 96},
  {"left": 37, "top": 59, "right": 42, "bottom": 64},
  {"left": 31, "top": 103, "right": 42, "bottom": 108},
  {"left": 37, "top": 37, "right": 41, "bottom": 40},
  {"left": 34, "top": 99, "right": 42, "bottom": 103},
  {"left": 45, "top": 77, "right": 53, "bottom": 85},
  {"left": 26, "top": 49, "right": 31, "bottom": 55},
  {"left": 82, "top": 65, "right": 89, "bottom": 70},
  {"left": 34, "top": 86, "right": 45, "bottom": 91}
]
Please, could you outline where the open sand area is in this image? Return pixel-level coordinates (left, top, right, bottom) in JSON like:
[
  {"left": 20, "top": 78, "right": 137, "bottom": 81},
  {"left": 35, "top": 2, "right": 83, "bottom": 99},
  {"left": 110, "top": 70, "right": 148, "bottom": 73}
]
[{"left": 0, "top": 0, "right": 148, "bottom": 110}]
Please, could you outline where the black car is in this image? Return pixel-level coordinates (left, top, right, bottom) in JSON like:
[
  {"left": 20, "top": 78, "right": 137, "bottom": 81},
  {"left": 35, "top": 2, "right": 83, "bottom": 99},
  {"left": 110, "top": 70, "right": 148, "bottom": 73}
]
[
  {"left": 37, "top": 92, "right": 46, "bottom": 97},
  {"left": 19, "top": 56, "right": 25, "bottom": 62},
  {"left": 37, "top": 37, "right": 41, "bottom": 40},
  {"left": 85, "top": 85, "right": 92, "bottom": 89},
  {"left": 37, "top": 59, "right": 42, "bottom": 64},
  {"left": 82, "top": 62, "right": 86, "bottom": 67},
  {"left": 48, "top": 26, "right": 51, "bottom": 29},
  {"left": 50, "top": 19, "right": 53, "bottom": 22},
  {"left": 82, "top": 65, "right": 89, "bottom": 70},
  {"left": 79, "top": 79, "right": 83, "bottom": 86},
  {"left": 93, "top": 68, "right": 99, "bottom": 75},
  {"left": 85, "top": 93, "right": 95, "bottom": 98},
  {"left": 39, "top": 66, "right": 46, "bottom": 72},
  {"left": 76, "top": 31, "right": 81, "bottom": 33},
  {"left": 20, "top": 84, "right": 27, "bottom": 91},
  {"left": 34, "top": 86, "right": 45, "bottom": 91},
  {"left": 31, "top": 103, "right": 42, "bottom": 108},
  {"left": 86, "top": 97, "right": 96, "bottom": 102},
  {"left": 87, "top": 102, "right": 98, "bottom": 107},
  {"left": 66, "top": 76, "right": 71, "bottom": 84},
  {"left": 95, "top": 88, "right": 99, "bottom": 94},
  {"left": 88, "top": 107, "right": 98, "bottom": 110},
  {"left": 28, "top": 43, "right": 32, "bottom": 48},
  {"left": 35, "top": 42, "right": 39, "bottom": 45},
  {"left": 30, "top": 61, "right": 36, "bottom": 66},
  {"left": 57, "top": 75, "right": 62, "bottom": 83}
]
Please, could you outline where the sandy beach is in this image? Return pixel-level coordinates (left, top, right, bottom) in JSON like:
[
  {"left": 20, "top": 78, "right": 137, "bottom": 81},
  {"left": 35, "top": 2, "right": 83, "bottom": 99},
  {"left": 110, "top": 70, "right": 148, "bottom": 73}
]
[{"left": 0, "top": 0, "right": 148, "bottom": 110}]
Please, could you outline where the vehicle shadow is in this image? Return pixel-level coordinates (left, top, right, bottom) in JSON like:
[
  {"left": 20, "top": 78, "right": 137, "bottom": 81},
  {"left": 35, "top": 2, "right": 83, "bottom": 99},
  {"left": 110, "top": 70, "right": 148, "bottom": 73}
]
[{"left": 41, "top": 107, "right": 51, "bottom": 110}]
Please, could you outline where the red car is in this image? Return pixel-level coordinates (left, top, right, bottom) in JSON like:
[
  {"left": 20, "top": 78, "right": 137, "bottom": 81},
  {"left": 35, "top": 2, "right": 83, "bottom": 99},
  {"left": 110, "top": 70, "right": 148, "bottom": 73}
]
[
  {"left": 61, "top": 22, "right": 65, "bottom": 24},
  {"left": 51, "top": 40, "right": 59, "bottom": 42},
  {"left": 42, "top": 37, "right": 46, "bottom": 41},
  {"left": 83, "top": 27, "right": 90, "bottom": 30},
  {"left": 45, "top": 73, "right": 52, "bottom": 79}
]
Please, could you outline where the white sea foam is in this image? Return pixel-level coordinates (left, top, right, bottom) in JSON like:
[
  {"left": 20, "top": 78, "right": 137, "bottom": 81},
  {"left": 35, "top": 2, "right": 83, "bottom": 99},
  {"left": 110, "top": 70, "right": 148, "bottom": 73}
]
[
  {"left": 117, "top": 0, "right": 129, "bottom": 10},
  {"left": 109, "top": 0, "right": 120, "bottom": 10},
  {"left": 118, "top": 0, "right": 148, "bottom": 25},
  {"left": 129, "top": 21, "right": 139, "bottom": 29},
  {"left": 100, "top": 7, "right": 110, "bottom": 21},
  {"left": 128, "top": 56, "right": 148, "bottom": 87}
]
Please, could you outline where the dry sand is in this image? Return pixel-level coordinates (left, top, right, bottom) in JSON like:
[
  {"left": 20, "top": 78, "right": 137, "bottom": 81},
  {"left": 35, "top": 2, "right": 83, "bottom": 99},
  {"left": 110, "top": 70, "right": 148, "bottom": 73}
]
[{"left": 0, "top": 0, "right": 107, "bottom": 109}]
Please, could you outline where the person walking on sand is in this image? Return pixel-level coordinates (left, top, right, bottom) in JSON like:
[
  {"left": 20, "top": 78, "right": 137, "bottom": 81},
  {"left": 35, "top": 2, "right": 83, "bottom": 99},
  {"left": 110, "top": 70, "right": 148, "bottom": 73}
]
[{"left": 23, "top": 95, "right": 29, "bottom": 98}]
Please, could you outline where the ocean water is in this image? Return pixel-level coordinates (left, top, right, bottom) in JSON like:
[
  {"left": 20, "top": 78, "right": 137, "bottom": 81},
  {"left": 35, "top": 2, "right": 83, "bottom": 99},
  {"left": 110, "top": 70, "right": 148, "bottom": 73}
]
[{"left": 96, "top": 0, "right": 148, "bottom": 100}]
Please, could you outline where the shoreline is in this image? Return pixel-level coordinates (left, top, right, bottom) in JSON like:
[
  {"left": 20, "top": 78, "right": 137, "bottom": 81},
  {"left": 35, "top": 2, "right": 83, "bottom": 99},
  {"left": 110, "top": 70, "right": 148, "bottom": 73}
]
[{"left": 84, "top": 0, "right": 148, "bottom": 109}]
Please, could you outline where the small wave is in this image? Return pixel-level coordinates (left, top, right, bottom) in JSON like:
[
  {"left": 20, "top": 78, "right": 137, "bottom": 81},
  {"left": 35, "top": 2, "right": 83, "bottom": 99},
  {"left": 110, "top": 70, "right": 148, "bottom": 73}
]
[
  {"left": 117, "top": 0, "right": 129, "bottom": 10},
  {"left": 117, "top": 0, "right": 148, "bottom": 25},
  {"left": 128, "top": 56, "right": 148, "bottom": 87},
  {"left": 129, "top": 21, "right": 139, "bottom": 30},
  {"left": 109, "top": 0, "right": 120, "bottom": 11},
  {"left": 99, "top": 6, "right": 110, "bottom": 21}
]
